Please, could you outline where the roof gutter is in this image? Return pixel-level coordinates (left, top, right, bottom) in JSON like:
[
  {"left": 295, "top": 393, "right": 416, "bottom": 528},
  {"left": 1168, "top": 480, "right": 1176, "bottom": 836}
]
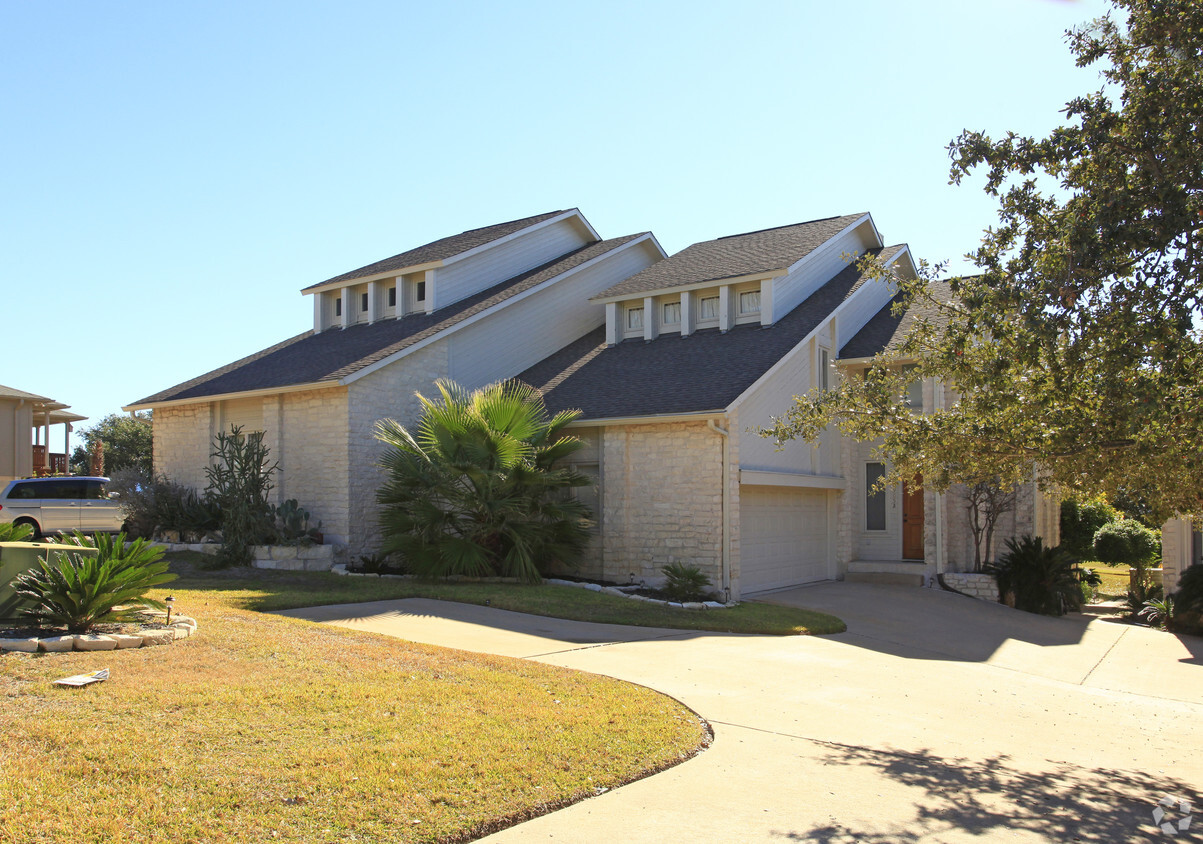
[
  {"left": 563, "top": 410, "right": 726, "bottom": 429},
  {"left": 122, "top": 379, "right": 342, "bottom": 412}
]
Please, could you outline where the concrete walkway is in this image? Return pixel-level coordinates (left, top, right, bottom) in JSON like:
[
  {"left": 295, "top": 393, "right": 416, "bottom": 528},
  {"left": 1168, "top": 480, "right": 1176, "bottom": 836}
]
[{"left": 280, "top": 583, "right": 1203, "bottom": 842}]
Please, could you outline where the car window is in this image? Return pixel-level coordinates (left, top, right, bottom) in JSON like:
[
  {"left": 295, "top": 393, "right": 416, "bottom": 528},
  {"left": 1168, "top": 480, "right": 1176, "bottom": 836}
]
[
  {"left": 44, "top": 481, "right": 86, "bottom": 499},
  {"left": 84, "top": 481, "right": 109, "bottom": 500},
  {"left": 6, "top": 482, "right": 37, "bottom": 500}
]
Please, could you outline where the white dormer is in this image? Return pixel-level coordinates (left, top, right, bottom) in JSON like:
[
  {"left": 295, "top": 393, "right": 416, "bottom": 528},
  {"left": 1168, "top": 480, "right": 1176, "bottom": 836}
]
[{"left": 305, "top": 210, "right": 601, "bottom": 332}]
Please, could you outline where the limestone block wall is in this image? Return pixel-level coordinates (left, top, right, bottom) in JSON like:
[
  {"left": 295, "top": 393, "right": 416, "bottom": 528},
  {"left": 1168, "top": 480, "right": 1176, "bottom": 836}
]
[
  {"left": 153, "top": 403, "right": 214, "bottom": 491},
  {"left": 599, "top": 421, "right": 725, "bottom": 591},
  {"left": 272, "top": 387, "right": 351, "bottom": 544},
  {"left": 346, "top": 343, "right": 450, "bottom": 557},
  {"left": 942, "top": 572, "right": 1000, "bottom": 602}
]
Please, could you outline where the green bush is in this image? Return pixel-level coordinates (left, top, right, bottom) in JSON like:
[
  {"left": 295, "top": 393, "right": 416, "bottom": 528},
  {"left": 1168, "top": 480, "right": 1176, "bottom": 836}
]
[
  {"left": 1171, "top": 564, "right": 1203, "bottom": 634},
  {"left": 205, "top": 425, "right": 278, "bottom": 567},
  {"left": 12, "top": 532, "right": 176, "bottom": 633},
  {"left": 1060, "top": 498, "right": 1120, "bottom": 560},
  {"left": 661, "top": 563, "right": 713, "bottom": 603},
  {"left": 1092, "top": 519, "right": 1160, "bottom": 566},
  {"left": 110, "top": 470, "right": 221, "bottom": 540},
  {"left": 376, "top": 380, "right": 592, "bottom": 583},
  {"left": 0, "top": 522, "right": 35, "bottom": 542},
  {"left": 986, "top": 535, "right": 1094, "bottom": 616}
]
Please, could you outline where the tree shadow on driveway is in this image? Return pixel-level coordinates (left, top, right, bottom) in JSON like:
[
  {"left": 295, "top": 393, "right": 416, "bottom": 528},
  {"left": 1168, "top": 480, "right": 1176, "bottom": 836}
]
[{"left": 772, "top": 740, "right": 1199, "bottom": 843}]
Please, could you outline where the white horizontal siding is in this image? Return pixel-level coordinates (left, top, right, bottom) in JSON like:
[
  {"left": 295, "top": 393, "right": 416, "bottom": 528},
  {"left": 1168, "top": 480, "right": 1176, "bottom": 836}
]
[
  {"left": 447, "top": 240, "right": 660, "bottom": 389},
  {"left": 737, "top": 336, "right": 827, "bottom": 475},
  {"left": 770, "top": 220, "right": 879, "bottom": 322},
  {"left": 435, "top": 217, "right": 592, "bottom": 309},
  {"left": 833, "top": 276, "right": 897, "bottom": 351}
]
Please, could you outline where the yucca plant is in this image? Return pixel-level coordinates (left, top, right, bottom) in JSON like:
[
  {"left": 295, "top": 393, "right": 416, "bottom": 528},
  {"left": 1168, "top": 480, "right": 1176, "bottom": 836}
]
[
  {"left": 12, "top": 531, "right": 176, "bottom": 633},
  {"left": 376, "top": 379, "right": 592, "bottom": 583}
]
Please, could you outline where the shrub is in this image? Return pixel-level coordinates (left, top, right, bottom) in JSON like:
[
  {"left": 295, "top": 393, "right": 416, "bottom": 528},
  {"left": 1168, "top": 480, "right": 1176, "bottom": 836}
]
[
  {"left": 1060, "top": 498, "right": 1120, "bottom": 560},
  {"left": 1171, "top": 564, "right": 1203, "bottom": 634},
  {"left": 12, "top": 531, "right": 176, "bottom": 633},
  {"left": 0, "top": 522, "right": 35, "bottom": 542},
  {"left": 110, "top": 470, "right": 221, "bottom": 540},
  {"left": 1093, "top": 518, "right": 1161, "bottom": 603},
  {"left": 205, "top": 425, "right": 278, "bottom": 567},
  {"left": 271, "top": 499, "right": 322, "bottom": 545},
  {"left": 376, "top": 379, "right": 591, "bottom": 583},
  {"left": 661, "top": 563, "right": 712, "bottom": 603},
  {"left": 986, "top": 535, "right": 1093, "bottom": 616},
  {"left": 1138, "top": 596, "right": 1175, "bottom": 630}
]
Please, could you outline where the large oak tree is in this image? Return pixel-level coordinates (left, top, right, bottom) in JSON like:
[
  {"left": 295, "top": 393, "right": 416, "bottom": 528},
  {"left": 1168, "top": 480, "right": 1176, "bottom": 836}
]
[{"left": 764, "top": 0, "right": 1203, "bottom": 523}]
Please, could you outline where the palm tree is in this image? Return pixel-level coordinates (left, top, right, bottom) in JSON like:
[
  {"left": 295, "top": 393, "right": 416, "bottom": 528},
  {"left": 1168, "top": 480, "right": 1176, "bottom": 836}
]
[{"left": 375, "top": 379, "right": 592, "bottom": 583}]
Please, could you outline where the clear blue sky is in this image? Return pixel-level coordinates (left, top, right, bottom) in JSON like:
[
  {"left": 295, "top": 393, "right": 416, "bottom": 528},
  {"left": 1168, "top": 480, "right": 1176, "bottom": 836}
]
[{"left": 2, "top": 0, "right": 1110, "bottom": 431}]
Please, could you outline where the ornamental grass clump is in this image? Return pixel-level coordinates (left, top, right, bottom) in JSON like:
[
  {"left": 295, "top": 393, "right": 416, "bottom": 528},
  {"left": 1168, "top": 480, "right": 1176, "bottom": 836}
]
[
  {"left": 12, "top": 531, "right": 176, "bottom": 633},
  {"left": 375, "top": 379, "right": 592, "bottom": 584}
]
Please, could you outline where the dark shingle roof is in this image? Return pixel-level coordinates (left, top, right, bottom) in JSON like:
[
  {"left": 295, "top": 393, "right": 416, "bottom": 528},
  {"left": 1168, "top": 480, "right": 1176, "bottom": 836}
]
[
  {"left": 520, "top": 245, "right": 903, "bottom": 420},
  {"left": 303, "top": 210, "right": 574, "bottom": 290},
  {"left": 839, "top": 279, "right": 954, "bottom": 360},
  {"left": 133, "top": 235, "right": 645, "bottom": 405},
  {"left": 592, "top": 213, "right": 867, "bottom": 300}
]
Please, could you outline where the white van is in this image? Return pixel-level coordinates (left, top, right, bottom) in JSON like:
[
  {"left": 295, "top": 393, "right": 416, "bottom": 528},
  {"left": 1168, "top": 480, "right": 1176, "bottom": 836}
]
[{"left": 0, "top": 477, "right": 125, "bottom": 538}]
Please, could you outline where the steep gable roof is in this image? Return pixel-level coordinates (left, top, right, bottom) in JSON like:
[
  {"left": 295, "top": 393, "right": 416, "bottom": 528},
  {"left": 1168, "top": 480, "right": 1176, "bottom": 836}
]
[
  {"left": 303, "top": 210, "right": 574, "bottom": 290},
  {"left": 839, "top": 279, "right": 955, "bottom": 360},
  {"left": 131, "top": 234, "right": 646, "bottom": 407},
  {"left": 521, "top": 245, "right": 904, "bottom": 420},
  {"left": 592, "top": 213, "right": 867, "bottom": 301}
]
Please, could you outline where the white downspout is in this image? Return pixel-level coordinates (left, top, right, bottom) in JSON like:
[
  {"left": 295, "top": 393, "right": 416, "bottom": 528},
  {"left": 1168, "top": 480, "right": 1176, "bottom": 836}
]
[
  {"left": 707, "top": 419, "right": 731, "bottom": 601},
  {"left": 14, "top": 399, "right": 24, "bottom": 477}
]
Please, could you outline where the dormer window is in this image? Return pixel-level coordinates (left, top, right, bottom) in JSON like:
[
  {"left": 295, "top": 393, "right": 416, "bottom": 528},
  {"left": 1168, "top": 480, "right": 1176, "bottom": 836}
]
[
  {"left": 416, "top": 280, "right": 427, "bottom": 303},
  {"left": 388, "top": 286, "right": 397, "bottom": 307},
  {"left": 739, "top": 290, "right": 761, "bottom": 314},
  {"left": 335, "top": 297, "right": 342, "bottom": 317},
  {"left": 662, "top": 301, "right": 681, "bottom": 325},
  {"left": 698, "top": 295, "right": 719, "bottom": 325},
  {"left": 626, "top": 306, "right": 644, "bottom": 332},
  {"left": 361, "top": 292, "right": 369, "bottom": 313}
]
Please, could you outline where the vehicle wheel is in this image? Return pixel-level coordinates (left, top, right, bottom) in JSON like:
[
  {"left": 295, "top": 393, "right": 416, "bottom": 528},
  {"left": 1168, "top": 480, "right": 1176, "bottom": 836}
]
[{"left": 12, "top": 518, "right": 41, "bottom": 540}]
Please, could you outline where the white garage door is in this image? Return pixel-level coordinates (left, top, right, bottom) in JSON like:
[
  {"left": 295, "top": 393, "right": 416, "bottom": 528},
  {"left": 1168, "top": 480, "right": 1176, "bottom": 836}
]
[{"left": 740, "top": 486, "right": 830, "bottom": 593}]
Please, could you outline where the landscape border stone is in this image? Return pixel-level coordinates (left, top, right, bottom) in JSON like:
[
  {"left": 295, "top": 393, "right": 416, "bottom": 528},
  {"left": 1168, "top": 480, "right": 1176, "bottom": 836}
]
[
  {"left": 327, "top": 564, "right": 737, "bottom": 610},
  {"left": 0, "top": 616, "right": 199, "bottom": 654}
]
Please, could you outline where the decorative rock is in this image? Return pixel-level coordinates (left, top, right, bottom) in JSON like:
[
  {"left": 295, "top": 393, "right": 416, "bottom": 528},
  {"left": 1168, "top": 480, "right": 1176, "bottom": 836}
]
[
  {"left": 0, "top": 637, "right": 40, "bottom": 653},
  {"left": 109, "top": 634, "right": 143, "bottom": 649},
  {"left": 582, "top": 583, "right": 603, "bottom": 592},
  {"left": 170, "top": 624, "right": 192, "bottom": 640},
  {"left": 39, "top": 636, "right": 75, "bottom": 652},
  {"left": 545, "top": 578, "right": 574, "bottom": 587},
  {"left": 74, "top": 634, "right": 118, "bottom": 652},
  {"left": 703, "top": 601, "right": 726, "bottom": 609},
  {"left": 171, "top": 615, "right": 198, "bottom": 629},
  {"left": 140, "top": 629, "right": 175, "bottom": 646},
  {"left": 331, "top": 564, "right": 349, "bottom": 576},
  {"left": 683, "top": 602, "right": 706, "bottom": 611},
  {"left": 602, "top": 587, "right": 628, "bottom": 597}
]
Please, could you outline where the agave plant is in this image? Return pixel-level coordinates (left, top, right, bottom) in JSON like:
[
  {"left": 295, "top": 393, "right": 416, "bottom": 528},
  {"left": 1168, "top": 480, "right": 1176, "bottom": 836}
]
[
  {"left": 12, "top": 531, "right": 176, "bottom": 633},
  {"left": 0, "top": 522, "right": 35, "bottom": 542},
  {"left": 375, "top": 379, "right": 592, "bottom": 583}
]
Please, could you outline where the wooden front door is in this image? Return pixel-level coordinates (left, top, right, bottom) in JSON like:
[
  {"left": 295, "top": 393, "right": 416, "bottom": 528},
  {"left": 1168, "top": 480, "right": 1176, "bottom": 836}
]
[{"left": 902, "top": 477, "right": 925, "bottom": 560}]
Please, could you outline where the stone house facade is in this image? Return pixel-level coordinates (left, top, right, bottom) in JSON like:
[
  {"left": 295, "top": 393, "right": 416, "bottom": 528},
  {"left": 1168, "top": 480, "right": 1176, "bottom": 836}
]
[{"left": 129, "top": 208, "right": 1057, "bottom": 599}]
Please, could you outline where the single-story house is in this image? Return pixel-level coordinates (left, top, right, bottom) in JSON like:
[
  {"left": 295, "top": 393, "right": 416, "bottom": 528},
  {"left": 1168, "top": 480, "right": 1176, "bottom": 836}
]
[
  {"left": 128, "top": 209, "right": 1057, "bottom": 599},
  {"left": 0, "top": 384, "right": 87, "bottom": 483}
]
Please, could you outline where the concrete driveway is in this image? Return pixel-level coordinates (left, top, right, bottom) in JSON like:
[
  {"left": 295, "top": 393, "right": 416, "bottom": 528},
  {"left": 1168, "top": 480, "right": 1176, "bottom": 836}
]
[{"left": 281, "top": 583, "right": 1203, "bottom": 842}]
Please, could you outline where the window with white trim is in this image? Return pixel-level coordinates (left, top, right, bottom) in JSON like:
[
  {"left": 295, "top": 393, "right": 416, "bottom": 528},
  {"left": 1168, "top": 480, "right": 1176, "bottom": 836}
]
[
  {"left": 739, "top": 290, "right": 761, "bottom": 314},
  {"left": 626, "top": 306, "right": 644, "bottom": 332},
  {"left": 388, "top": 286, "right": 397, "bottom": 307},
  {"left": 699, "top": 295, "right": 719, "bottom": 322},
  {"left": 335, "top": 297, "right": 342, "bottom": 317},
  {"left": 662, "top": 301, "right": 681, "bottom": 325}
]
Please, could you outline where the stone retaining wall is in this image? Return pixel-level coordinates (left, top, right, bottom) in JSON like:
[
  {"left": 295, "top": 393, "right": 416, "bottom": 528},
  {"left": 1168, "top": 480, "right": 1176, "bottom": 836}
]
[
  {"left": 941, "top": 572, "right": 1000, "bottom": 603},
  {"left": 153, "top": 542, "right": 340, "bottom": 572}
]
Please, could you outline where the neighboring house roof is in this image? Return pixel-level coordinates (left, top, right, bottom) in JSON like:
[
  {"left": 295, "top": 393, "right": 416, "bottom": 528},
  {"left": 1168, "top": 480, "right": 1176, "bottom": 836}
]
[
  {"left": 521, "top": 245, "right": 905, "bottom": 420},
  {"left": 0, "top": 384, "right": 55, "bottom": 403},
  {"left": 304, "top": 210, "right": 573, "bottom": 290},
  {"left": 592, "top": 213, "right": 867, "bottom": 301},
  {"left": 132, "top": 234, "right": 647, "bottom": 406},
  {"left": 839, "top": 279, "right": 954, "bottom": 360}
]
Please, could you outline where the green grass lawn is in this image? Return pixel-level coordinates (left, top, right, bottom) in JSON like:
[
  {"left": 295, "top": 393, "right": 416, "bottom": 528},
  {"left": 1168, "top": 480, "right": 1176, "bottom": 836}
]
[
  {"left": 164, "top": 553, "right": 846, "bottom": 636},
  {"left": 0, "top": 576, "right": 710, "bottom": 843}
]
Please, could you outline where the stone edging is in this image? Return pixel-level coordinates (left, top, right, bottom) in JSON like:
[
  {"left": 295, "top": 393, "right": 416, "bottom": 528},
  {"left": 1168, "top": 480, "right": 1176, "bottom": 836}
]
[
  {"left": 330, "top": 564, "right": 735, "bottom": 610},
  {"left": 0, "top": 614, "right": 198, "bottom": 654},
  {"left": 939, "top": 573, "right": 1000, "bottom": 603}
]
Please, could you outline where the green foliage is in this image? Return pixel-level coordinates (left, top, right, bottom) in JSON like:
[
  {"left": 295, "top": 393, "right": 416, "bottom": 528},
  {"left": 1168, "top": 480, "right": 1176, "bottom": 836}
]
[
  {"left": 1059, "top": 498, "right": 1120, "bottom": 560},
  {"left": 660, "top": 563, "right": 713, "bottom": 603},
  {"left": 0, "top": 522, "right": 35, "bottom": 542},
  {"left": 111, "top": 470, "right": 221, "bottom": 540},
  {"left": 761, "top": 0, "right": 1203, "bottom": 522},
  {"left": 1092, "top": 519, "right": 1159, "bottom": 567},
  {"left": 1137, "top": 596, "right": 1174, "bottom": 631},
  {"left": 205, "top": 426, "right": 278, "bottom": 567},
  {"left": 271, "top": 499, "right": 322, "bottom": 545},
  {"left": 12, "top": 531, "right": 176, "bottom": 633},
  {"left": 375, "top": 379, "right": 592, "bottom": 584},
  {"left": 1171, "top": 564, "right": 1203, "bottom": 634},
  {"left": 986, "top": 535, "right": 1093, "bottom": 617},
  {"left": 69, "top": 412, "right": 152, "bottom": 476}
]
